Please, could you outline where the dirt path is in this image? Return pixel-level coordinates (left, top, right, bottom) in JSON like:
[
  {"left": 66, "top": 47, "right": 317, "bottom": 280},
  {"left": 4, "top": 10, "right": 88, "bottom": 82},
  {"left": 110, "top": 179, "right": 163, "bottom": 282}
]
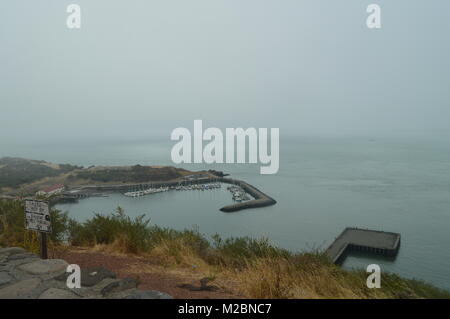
[{"left": 55, "top": 247, "right": 242, "bottom": 299}]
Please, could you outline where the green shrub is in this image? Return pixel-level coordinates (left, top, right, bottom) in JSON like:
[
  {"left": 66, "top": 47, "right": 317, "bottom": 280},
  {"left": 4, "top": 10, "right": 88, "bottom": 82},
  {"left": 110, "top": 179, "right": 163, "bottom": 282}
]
[
  {"left": 0, "top": 199, "right": 70, "bottom": 252},
  {"left": 208, "top": 234, "right": 291, "bottom": 267},
  {"left": 68, "top": 207, "right": 151, "bottom": 253}
]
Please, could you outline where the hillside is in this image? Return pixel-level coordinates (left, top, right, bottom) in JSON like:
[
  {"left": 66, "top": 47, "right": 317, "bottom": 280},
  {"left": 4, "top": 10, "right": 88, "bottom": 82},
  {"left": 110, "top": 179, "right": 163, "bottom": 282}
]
[
  {"left": 0, "top": 157, "right": 196, "bottom": 196},
  {"left": 1, "top": 199, "right": 448, "bottom": 299},
  {"left": 72, "top": 164, "right": 190, "bottom": 183},
  {"left": 0, "top": 157, "right": 81, "bottom": 189}
]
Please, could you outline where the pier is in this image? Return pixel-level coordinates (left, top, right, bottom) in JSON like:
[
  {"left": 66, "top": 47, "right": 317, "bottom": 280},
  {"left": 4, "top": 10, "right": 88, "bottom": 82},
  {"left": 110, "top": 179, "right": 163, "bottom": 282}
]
[{"left": 325, "top": 227, "right": 401, "bottom": 264}]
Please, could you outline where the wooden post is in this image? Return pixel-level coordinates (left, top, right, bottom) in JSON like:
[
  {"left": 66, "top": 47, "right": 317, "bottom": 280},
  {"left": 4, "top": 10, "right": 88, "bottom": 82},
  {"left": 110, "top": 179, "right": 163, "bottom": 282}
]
[{"left": 39, "top": 232, "right": 48, "bottom": 259}]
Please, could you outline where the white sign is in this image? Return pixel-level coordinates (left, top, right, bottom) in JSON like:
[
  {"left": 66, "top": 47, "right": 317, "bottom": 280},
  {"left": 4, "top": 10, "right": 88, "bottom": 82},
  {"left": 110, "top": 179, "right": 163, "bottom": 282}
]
[{"left": 24, "top": 200, "right": 51, "bottom": 233}]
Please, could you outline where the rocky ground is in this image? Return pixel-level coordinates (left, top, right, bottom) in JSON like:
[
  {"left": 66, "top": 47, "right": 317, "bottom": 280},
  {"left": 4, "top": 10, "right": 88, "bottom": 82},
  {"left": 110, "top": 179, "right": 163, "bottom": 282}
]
[
  {"left": 57, "top": 247, "right": 241, "bottom": 299},
  {"left": 0, "top": 247, "right": 172, "bottom": 299}
]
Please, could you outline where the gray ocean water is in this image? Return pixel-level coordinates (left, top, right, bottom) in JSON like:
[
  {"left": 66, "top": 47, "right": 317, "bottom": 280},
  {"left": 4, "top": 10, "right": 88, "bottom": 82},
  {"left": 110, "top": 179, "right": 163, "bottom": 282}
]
[{"left": 2, "top": 136, "right": 450, "bottom": 290}]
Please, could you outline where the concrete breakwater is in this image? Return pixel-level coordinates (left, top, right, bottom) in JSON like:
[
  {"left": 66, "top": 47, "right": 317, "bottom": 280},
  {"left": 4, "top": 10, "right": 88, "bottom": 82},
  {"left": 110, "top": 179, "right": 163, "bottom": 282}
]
[
  {"left": 325, "top": 228, "right": 401, "bottom": 265},
  {"left": 219, "top": 178, "right": 277, "bottom": 212},
  {"left": 60, "top": 176, "right": 276, "bottom": 213}
]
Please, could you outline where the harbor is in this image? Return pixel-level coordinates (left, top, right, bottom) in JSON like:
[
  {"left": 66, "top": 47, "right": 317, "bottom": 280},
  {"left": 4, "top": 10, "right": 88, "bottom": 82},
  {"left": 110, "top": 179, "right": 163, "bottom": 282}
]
[{"left": 55, "top": 175, "right": 276, "bottom": 213}]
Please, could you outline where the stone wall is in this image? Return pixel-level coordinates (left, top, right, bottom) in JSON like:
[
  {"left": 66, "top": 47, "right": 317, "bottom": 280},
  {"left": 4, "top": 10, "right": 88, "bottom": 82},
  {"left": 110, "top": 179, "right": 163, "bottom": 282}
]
[{"left": 0, "top": 247, "right": 172, "bottom": 299}]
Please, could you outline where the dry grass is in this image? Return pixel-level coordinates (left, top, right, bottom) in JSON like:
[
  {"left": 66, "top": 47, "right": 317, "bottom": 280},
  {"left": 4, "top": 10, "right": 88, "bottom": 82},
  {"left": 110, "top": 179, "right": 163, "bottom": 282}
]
[
  {"left": 87, "top": 238, "right": 449, "bottom": 299},
  {"left": 2, "top": 200, "right": 449, "bottom": 299},
  {"left": 138, "top": 243, "right": 363, "bottom": 298}
]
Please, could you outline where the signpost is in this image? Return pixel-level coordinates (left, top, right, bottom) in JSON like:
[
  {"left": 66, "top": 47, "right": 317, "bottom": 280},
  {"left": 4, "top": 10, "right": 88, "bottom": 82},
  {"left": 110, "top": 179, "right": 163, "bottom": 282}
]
[{"left": 24, "top": 199, "right": 51, "bottom": 259}]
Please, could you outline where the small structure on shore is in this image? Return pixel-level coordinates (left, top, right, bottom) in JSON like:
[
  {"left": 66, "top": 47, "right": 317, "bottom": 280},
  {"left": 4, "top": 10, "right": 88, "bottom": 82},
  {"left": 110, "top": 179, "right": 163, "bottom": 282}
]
[
  {"left": 35, "top": 184, "right": 65, "bottom": 197},
  {"left": 325, "top": 227, "right": 401, "bottom": 264}
]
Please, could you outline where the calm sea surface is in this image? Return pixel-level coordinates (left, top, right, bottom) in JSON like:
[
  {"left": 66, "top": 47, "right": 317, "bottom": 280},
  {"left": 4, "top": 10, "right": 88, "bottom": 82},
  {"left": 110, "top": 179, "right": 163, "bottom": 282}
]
[{"left": 2, "top": 136, "right": 450, "bottom": 290}]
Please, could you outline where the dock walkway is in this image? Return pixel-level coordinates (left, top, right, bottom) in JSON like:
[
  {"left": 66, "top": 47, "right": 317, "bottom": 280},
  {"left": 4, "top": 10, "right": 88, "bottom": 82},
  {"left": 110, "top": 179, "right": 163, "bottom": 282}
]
[{"left": 325, "top": 228, "right": 401, "bottom": 264}]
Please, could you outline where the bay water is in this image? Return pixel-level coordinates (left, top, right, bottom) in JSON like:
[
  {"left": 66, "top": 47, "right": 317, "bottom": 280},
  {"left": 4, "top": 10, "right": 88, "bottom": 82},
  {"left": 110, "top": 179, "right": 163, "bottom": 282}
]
[{"left": 2, "top": 136, "right": 449, "bottom": 290}]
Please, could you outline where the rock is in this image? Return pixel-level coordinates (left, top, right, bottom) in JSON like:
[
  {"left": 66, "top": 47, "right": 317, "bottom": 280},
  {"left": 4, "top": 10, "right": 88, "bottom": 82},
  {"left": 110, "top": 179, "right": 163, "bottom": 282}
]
[
  {"left": 101, "top": 277, "right": 138, "bottom": 296},
  {"left": 178, "top": 277, "right": 219, "bottom": 292},
  {"left": 2, "top": 257, "right": 42, "bottom": 272},
  {"left": 0, "top": 247, "right": 26, "bottom": 256},
  {"left": 38, "top": 288, "right": 80, "bottom": 299},
  {"left": 125, "top": 290, "right": 172, "bottom": 299},
  {"left": 0, "top": 247, "right": 172, "bottom": 299},
  {"left": 74, "top": 278, "right": 120, "bottom": 298},
  {"left": 7, "top": 253, "right": 38, "bottom": 261},
  {"left": 18, "top": 259, "right": 68, "bottom": 275},
  {"left": 0, "top": 272, "right": 13, "bottom": 287},
  {"left": 0, "top": 278, "right": 41, "bottom": 298},
  {"left": 55, "top": 267, "right": 116, "bottom": 287},
  {"left": 81, "top": 267, "right": 116, "bottom": 287},
  {"left": 105, "top": 288, "right": 139, "bottom": 299}
]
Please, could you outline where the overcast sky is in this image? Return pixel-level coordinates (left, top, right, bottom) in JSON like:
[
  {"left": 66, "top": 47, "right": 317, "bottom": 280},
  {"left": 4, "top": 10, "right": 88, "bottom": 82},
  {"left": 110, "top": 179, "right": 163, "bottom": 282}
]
[{"left": 1, "top": 0, "right": 449, "bottom": 143}]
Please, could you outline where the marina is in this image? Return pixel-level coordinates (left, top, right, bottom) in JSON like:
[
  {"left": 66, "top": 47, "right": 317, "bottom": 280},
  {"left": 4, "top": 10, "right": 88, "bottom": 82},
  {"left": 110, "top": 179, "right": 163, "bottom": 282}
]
[
  {"left": 55, "top": 176, "right": 276, "bottom": 213},
  {"left": 124, "top": 186, "right": 169, "bottom": 197},
  {"left": 123, "top": 183, "right": 222, "bottom": 198},
  {"left": 227, "top": 185, "right": 251, "bottom": 202}
]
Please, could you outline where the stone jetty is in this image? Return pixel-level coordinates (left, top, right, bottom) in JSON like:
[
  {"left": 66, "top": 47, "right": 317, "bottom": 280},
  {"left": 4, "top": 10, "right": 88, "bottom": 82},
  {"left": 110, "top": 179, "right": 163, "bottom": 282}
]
[
  {"left": 219, "top": 178, "right": 277, "bottom": 212},
  {"left": 0, "top": 247, "right": 172, "bottom": 299}
]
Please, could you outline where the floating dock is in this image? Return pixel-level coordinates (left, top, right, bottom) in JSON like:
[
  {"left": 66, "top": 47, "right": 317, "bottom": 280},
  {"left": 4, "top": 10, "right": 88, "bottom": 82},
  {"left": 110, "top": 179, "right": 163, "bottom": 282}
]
[{"left": 325, "top": 227, "right": 401, "bottom": 264}]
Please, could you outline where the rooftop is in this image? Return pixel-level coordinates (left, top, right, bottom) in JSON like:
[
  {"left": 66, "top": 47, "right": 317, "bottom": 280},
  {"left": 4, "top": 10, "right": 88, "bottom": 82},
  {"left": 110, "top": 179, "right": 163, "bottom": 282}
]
[{"left": 40, "top": 184, "right": 65, "bottom": 193}]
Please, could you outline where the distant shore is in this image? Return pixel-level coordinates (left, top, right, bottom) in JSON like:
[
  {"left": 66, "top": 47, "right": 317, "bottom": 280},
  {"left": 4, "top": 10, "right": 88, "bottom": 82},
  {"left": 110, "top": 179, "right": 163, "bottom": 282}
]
[
  {"left": 0, "top": 157, "right": 276, "bottom": 212},
  {"left": 0, "top": 157, "right": 205, "bottom": 196}
]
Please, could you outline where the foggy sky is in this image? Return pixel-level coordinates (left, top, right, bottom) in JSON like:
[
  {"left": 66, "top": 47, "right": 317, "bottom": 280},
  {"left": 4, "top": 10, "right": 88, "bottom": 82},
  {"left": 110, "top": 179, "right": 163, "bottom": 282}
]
[{"left": 1, "top": 0, "right": 449, "bottom": 143}]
